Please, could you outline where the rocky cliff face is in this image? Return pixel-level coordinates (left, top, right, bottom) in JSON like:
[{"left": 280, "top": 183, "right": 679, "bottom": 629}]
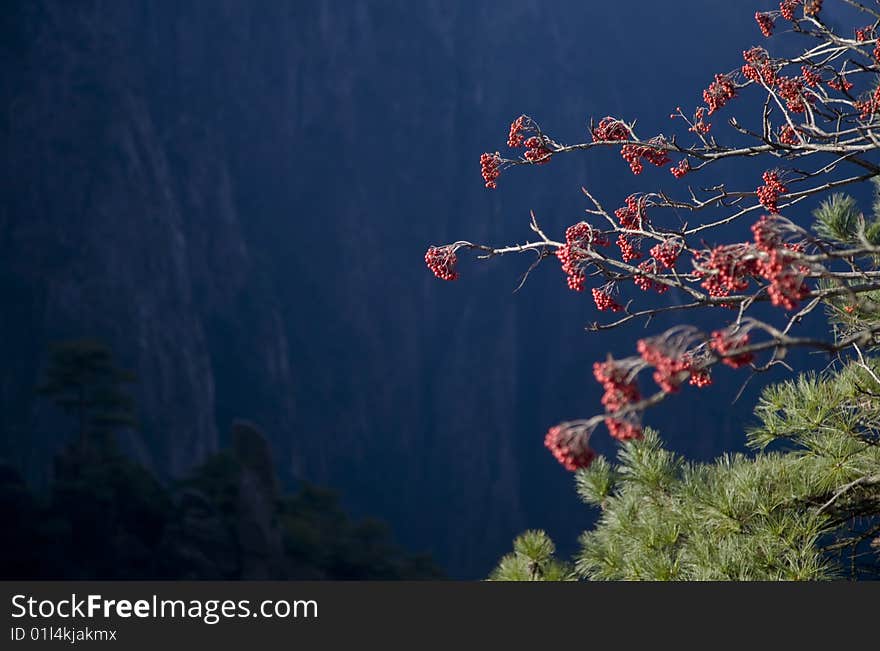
[{"left": 0, "top": 0, "right": 762, "bottom": 576}]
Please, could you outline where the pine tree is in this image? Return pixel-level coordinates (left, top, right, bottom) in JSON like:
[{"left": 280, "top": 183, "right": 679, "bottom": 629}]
[{"left": 38, "top": 339, "right": 137, "bottom": 454}]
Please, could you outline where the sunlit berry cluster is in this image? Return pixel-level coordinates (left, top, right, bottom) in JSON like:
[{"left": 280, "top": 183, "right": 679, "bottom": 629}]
[
  {"left": 424, "top": 245, "right": 460, "bottom": 281},
  {"left": 593, "top": 360, "right": 643, "bottom": 441},
  {"left": 741, "top": 47, "right": 777, "bottom": 85},
  {"left": 592, "top": 286, "right": 623, "bottom": 312},
  {"left": 710, "top": 329, "right": 755, "bottom": 369},
  {"left": 523, "top": 136, "right": 552, "bottom": 164},
  {"left": 779, "top": 0, "right": 802, "bottom": 21},
  {"left": 827, "top": 75, "right": 853, "bottom": 93},
  {"left": 544, "top": 423, "right": 596, "bottom": 471},
  {"left": 637, "top": 335, "right": 703, "bottom": 393},
  {"left": 703, "top": 74, "right": 737, "bottom": 114},
  {"left": 617, "top": 234, "right": 642, "bottom": 262},
  {"left": 856, "top": 26, "right": 873, "bottom": 42},
  {"left": 633, "top": 260, "right": 669, "bottom": 294},
  {"left": 650, "top": 240, "right": 681, "bottom": 269},
  {"left": 777, "top": 76, "right": 808, "bottom": 113},
  {"left": 670, "top": 158, "right": 690, "bottom": 178},
  {"left": 755, "top": 12, "right": 775, "bottom": 37},
  {"left": 695, "top": 243, "right": 758, "bottom": 299},
  {"left": 614, "top": 194, "right": 647, "bottom": 229},
  {"left": 507, "top": 115, "right": 527, "bottom": 148},
  {"left": 778, "top": 124, "right": 799, "bottom": 145},
  {"left": 591, "top": 117, "right": 631, "bottom": 142},
  {"left": 556, "top": 222, "right": 609, "bottom": 292},
  {"left": 620, "top": 140, "right": 671, "bottom": 175},
  {"left": 480, "top": 152, "right": 501, "bottom": 189},
  {"left": 757, "top": 170, "right": 787, "bottom": 213},
  {"left": 751, "top": 216, "right": 809, "bottom": 310},
  {"left": 804, "top": 0, "right": 822, "bottom": 17},
  {"left": 801, "top": 65, "right": 822, "bottom": 87}
]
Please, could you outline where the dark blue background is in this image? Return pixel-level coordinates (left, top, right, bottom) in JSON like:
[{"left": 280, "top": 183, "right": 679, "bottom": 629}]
[{"left": 0, "top": 0, "right": 863, "bottom": 577}]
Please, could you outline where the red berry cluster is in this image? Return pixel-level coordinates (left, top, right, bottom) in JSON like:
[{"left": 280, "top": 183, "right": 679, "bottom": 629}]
[
  {"left": 742, "top": 47, "right": 777, "bottom": 85},
  {"left": 425, "top": 246, "right": 460, "bottom": 281},
  {"left": 693, "top": 109, "right": 711, "bottom": 133},
  {"left": 650, "top": 240, "right": 681, "bottom": 269},
  {"left": 617, "top": 234, "right": 643, "bottom": 262},
  {"left": 695, "top": 243, "right": 758, "bottom": 299},
  {"left": 480, "top": 152, "right": 501, "bottom": 189},
  {"left": 592, "top": 117, "right": 631, "bottom": 142},
  {"left": 751, "top": 216, "right": 809, "bottom": 310},
  {"left": 757, "top": 170, "right": 787, "bottom": 213},
  {"left": 776, "top": 76, "right": 807, "bottom": 113},
  {"left": 670, "top": 158, "right": 690, "bottom": 178},
  {"left": 633, "top": 260, "right": 663, "bottom": 293},
  {"left": 592, "top": 286, "right": 623, "bottom": 312},
  {"left": 704, "top": 74, "right": 737, "bottom": 114},
  {"left": 620, "top": 140, "right": 671, "bottom": 175},
  {"left": 508, "top": 115, "right": 526, "bottom": 148},
  {"left": 594, "top": 360, "right": 641, "bottom": 410},
  {"left": 778, "top": 124, "right": 799, "bottom": 145},
  {"left": 556, "top": 222, "right": 609, "bottom": 292},
  {"left": 593, "top": 361, "right": 643, "bottom": 441},
  {"left": 855, "top": 86, "right": 880, "bottom": 119},
  {"left": 828, "top": 75, "right": 853, "bottom": 93},
  {"left": 523, "top": 135, "right": 552, "bottom": 164},
  {"left": 801, "top": 65, "right": 822, "bottom": 87},
  {"left": 604, "top": 418, "right": 643, "bottom": 441},
  {"left": 614, "top": 194, "right": 647, "bottom": 229},
  {"left": 856, "top": 26, "right": 873, "bottom": 42},
  {"left": 804, "top": 0, "right": 822, "bottom": 17},
  {"left": 689, "top": 369, "right": 713, "bottom": 388},
  {"left": 779, "top": 0, "right": 802, "bottom": 21},
  {"left": 544, "top": 424, "right": 596, "bottom": 471},
  {"left": 874, "top": 41, "right": 880, "bottom": 63},
  {"left": 710, "top": 330, "right": 755, "bottom": 368},
  {"left": 755, "top": 12, "right": 775, "bottom": 37},
  {"left": 637, "top": 337, "right": 701, "bottom": 393}
]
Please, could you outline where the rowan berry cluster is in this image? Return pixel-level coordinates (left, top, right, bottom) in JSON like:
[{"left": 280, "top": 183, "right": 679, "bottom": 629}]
[
  {"left": 827, "top": 75, "right": 853, "bottom": 93},
  {"left": 620, "top": 140, "right": 671, "bottom": 175},
  {"left": 507, "top": 115, "right": 526, "bottom": 148},
  {"left": 710, "top": 329, "right": 755, "bottom": 368},
  {"left": 480, "top": 152, "right": 501, "bottom": 189},
  {"left": 804, "top": 0, "right": 822, "bottom": 17},
  {"left": 755, "top": 12, "right": 775, "bottom": 37},
  {"left": 776, "top": 76, "right": 808, "bottom": 113},
  {"left": 593, "top": 360, "right": 643, "bottom": 441},
  {"left": 704, "top": 74, "right": 737, "bottom": 113},
  {"left": 614, "top": 194, "right": 648, "bottom": 229},
  {"left": 751, "top": 216, "right": 809, "bottom": 310},
  {"left": 670, "top": 158, "right": 690, "bottom": 178},
  {"left": 592, "top": 286, "right": 623, "bottom": 312},
  {"left": 801, "top": 65, "right": 822, "bottom": 87},
  {"left": 523, "top": 136, "right": 552, "bottom": 164},
  {"left": 544, "top": 423, "right": 596, "bottom": 471},
  {"left": 556, "top": 222, "right": 609, "bottom": 292},
  {"left": 649, "top": 240, "right": 681, "bottom": 269},
  {"left": 757, "top": 170, "right": 787, "bottom": 213},
  {"left": 636, "top": 333, "right": 704, "bottom": 393},
  {"left": 695, "top": 244, "right": 758, "bottom": 299},
  {"left": 856, "top": 26, "right": 873, "bottom": 41},
  {"left": 424, "top": 246, "right": 460, "bottom": 281},
  {"left": 591, "top": 117, "right": 631, "bottom": 142},
  {"left": 633, "top": 260, "right": 664, "bottom": 293},
  {"left": 617, "top": 234, "right": 642, "bottom": 262},
  {"left": 778, "top": 124, "right": 799, "bottom": 145},
  {"left": 689, "top": 107, "right": 711, "bottom": 134},
  {"left": 742, "top": 47, "right": 777, "bottom": 85},
  {"left": 779, "top": 0, "right": 802, "bottom": 21}
]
